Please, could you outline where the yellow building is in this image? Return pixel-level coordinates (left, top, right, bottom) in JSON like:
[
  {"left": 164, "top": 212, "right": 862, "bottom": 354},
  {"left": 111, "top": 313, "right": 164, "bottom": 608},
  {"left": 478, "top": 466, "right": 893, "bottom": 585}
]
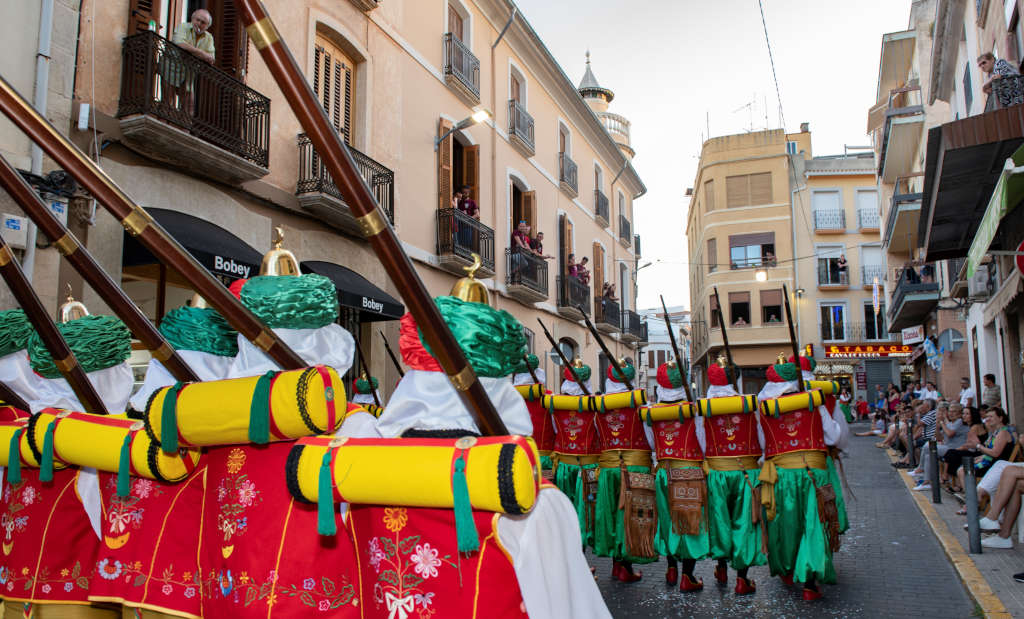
[{"left": 0, "top": 0, "right": 647, "bottom": 399}]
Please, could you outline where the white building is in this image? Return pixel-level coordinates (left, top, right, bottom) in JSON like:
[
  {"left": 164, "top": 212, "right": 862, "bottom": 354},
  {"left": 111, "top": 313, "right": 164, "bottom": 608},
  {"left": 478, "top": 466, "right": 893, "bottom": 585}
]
[{"left": 637, "top": 305, "right": 690, "bottom": 395}]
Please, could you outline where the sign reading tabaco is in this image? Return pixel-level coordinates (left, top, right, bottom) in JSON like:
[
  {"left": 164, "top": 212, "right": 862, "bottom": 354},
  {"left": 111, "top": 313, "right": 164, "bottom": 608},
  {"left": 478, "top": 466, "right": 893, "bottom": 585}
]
[{"left": 824, "top": 344, "right": 913, "bottom": 359}]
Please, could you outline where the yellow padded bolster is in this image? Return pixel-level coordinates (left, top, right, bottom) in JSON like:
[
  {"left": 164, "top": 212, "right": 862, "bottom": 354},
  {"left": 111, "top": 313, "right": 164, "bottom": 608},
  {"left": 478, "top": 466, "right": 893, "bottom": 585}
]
[
  {"left": 696, "top": 395, "right": 758, "bottom": 417},
  {"left": 806, "top": 380, "right": 839, "bottom": 396},
  {"left": 514, "top": 384, "right": 545, "bottom": 400},
  {"left": 288, "top": 435, "right": 541, "bottom": 513},
  {"left": 0, "top": 418, "right": 27, "bottom": 467},
  {"left": 759, "top": 389, "right": 825, "bottom": 417},
  {"left": 541, "top": 394, "right": 597, "bottom": 412},
  {"left": 145, "top": 365, "right": 346, "bottom": 447},
  {"left": 639, "top": 402, "right": 696, "bottom": 422},
  {"left": 596, "top": 389, "right": 647, "bottom": 411},
  {"left": 355, "top": 404, "right": 384, "bottom": 419},
  {"left": 25, "top": 410, "right": 200, "bottom": 482}
]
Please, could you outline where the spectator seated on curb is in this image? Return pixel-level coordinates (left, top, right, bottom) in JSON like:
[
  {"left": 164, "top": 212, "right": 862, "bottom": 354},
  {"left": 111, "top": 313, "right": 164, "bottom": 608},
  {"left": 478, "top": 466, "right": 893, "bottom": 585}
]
[
  {"left": 854, "top": 412, "right": 886, "bottom": 437},
  {"left": 971, "top": 461, "right": 1024, "bottom": 549},
  {"left": 951, "top": 407, "right": 1015, "bottom": 512},
  {"left": 911, "top": 402, "right": 962, "bottom": 492}
]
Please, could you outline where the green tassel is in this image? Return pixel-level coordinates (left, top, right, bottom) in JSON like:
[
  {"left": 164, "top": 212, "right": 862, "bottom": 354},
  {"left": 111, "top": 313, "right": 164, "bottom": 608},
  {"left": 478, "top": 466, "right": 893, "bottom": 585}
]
[
  {"left": 160, "top": 382, "right": 183, "bottom": 454},
  {"left": 40, "top": 420, "right": 57, "bottom": 482},
  {"left": 249, "top": 371, "right": 276, "bottom": 444},
  {"left": 547, "top": 397, "right": 554, "bottom": 415},
  {"left": 7, "top": 428, "right": 23, "bottom": 485},
  {"left": 451, "top": 453, "right": 479, "bottom": 553},
  {"left": 577, "top": 399, "right": 583, "bottom": 413},
  {"left": 116, "top": 433, "right": 133, "bottom": 498},
  {"left": 317, "top": 449, "right": 336, "bottom": 536},
  {"left": 742, "top": 396, "right": 749, "bottom": 413}
]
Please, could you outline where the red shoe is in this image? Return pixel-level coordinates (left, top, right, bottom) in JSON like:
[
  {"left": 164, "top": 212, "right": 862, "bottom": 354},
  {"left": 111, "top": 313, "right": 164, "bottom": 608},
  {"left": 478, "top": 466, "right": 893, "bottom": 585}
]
[
  {"left": 779, "top": 573, "right": 794, "bottom": 586},
  {"left": 802, "top": 587, "right": 823, "bottom": 601},
  {"left": 714, "top": 564, "right": 728, "bottom": 584},
  {"left": 665, "top": 566, "right": 678, "bottom": 585},
  {"left": 734, "top": 577, "right": 756, "bottom": 595},
  {"left": 679, "top": 574, "right": 704, "bottom": 592},
  {"left": 613, "top": 562, "right": 642, "bottom": 583}
]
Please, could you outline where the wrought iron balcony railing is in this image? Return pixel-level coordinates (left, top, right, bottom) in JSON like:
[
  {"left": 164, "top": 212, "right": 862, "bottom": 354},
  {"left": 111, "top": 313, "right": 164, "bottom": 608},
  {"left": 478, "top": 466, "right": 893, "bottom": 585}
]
[
  {"left": 889, "top": 265, "right": 939, "bottom": 322},
  {"left": 557, "top": 274, "right": 590, "bottom": 314},
  {"left": 436, "top": 208, "right": 494, "bottom": 271},
  {"left": 443, "top": 33, "right": 480, "bottom": 99},
  {"left": 813, "top": 209, "right": 846, "bottom": 231},
  {"left": 559, "top": 153, "right": 578, "bottom": 193},
  {"left": 818, "top": 265, "right": 849, "bottom": 286},
  {"left": 858, "top": 208, "right": 880, "bottom": 229},
  {"left": 507, "top": 99, "right": 535, "bottom": 153},
  {"left": 595, "top": 296, "right": 620, "bottom": 330},
  {"left": 819, "top": 321, "right": 894, "bottom": 343},
  {"left": 296, "top": 133, "right": 394, "bottom": 223},
  {"left": 621, "top": 309, "right": 645, "bottom": 340},
  {"left": 594, "top": 189, "right": 609, "bottom": 225},
  {"left": 118, "top": 30, "right": 270, "bottom": 167},
  {"left": 505, "top": 248, "right": 548, "bottom": 298},
  {"left": 861, "top": 264, "right": 885, "bottom": 287},
  {"left": 619, "top": 215, "right": 632, "bottom": 244}
]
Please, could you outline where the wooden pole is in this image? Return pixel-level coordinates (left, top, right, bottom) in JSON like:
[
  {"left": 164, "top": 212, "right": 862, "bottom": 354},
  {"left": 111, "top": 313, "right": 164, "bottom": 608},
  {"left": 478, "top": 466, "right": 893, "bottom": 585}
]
[
  {"left": 658, "top": 295, "right": 694, "bottom": 402},
  {"left": 713, "top": 286, "right": 738, "bottom": 389},
  {"left": 537, "top": 319, "right": 590, "bottom": 396},
  {"left": 577, "top": 304, "right": 634, "bottom": 391},
  {"left": 782, "top": 284, "right": 805, "bottom": 393},
  {"left": 379, "top": 329, "right": 404, "bottom": 378},
  {"left": 232, "top": 1, "right": 506, "bottom": 435}
]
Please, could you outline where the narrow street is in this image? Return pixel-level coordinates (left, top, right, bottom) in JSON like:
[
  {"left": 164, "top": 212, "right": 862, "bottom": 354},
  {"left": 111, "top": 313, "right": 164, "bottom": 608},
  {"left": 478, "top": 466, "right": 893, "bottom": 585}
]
[{"left": 593, "top": 426, "right": 977, "bottom": 618}]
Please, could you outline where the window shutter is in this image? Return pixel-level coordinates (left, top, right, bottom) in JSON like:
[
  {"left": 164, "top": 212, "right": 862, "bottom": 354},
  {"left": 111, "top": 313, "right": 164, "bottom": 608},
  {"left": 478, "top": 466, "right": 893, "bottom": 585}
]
[
  {"left": 704, "top": 179, "right": 715, "bottom": 212},
  {"left": 707, "top": 238, "right": 716, "bottom": 272},
  {"left": 128, "top": 0, "right": 162, "bottom": 34},
  {"left": 710, "top": 295, "right": 720, "bottom": 327},
  {"left": 749, "top": 172, "right": 772, "bottom": 205},
  {"left": 343, "top": 64, "right": 353, "bottom": 144},
  {"left": 559, "top": 214, "right": 567, "bottom": 269},
  {"left": 448, "top": 5, "right": 463, "bottom": 40},
  {"left": 314, "top": 36, "right": 355, "bottom": 142},
  {"left": 437, "top": 118, "right": 454, "bottom": 210},
  {"left": 210, "top": 0, "right": 247, "bottom": 79},
  {"left": 463, "top": 145, "right": 480, "bottom": 211},
  {"left": 726, "top": 175, "right": 749, "bottom": 208},
  {"left": 593, "top": 242, "right": 604, "bottom": 289},
  {"left": 511, "top": 76, "right": 521, "bottom": 103},
  {"left": 522, "top": 191, "right": 536, "bottom": 232}
]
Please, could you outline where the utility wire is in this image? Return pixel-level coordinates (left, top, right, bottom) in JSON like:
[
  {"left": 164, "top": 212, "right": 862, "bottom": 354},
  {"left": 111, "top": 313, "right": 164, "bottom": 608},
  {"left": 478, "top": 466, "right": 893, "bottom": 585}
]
[{"left": 758, "top": 0, "right": 785, "bottom": 128}]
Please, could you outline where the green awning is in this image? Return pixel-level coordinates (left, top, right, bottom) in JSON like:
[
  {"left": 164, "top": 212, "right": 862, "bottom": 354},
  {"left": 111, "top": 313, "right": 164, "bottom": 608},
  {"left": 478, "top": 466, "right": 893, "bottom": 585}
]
[{"left": 967, "top": 145, "right": 1024, "bottom": 277}]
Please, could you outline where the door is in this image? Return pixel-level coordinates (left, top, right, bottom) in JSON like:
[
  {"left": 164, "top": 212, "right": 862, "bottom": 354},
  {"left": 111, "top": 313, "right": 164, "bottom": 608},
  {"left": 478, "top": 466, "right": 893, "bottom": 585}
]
[
  {"left": 462, "top": 145, "right": 479, "bottom": 209},
  {"left": 511, "top": 75, "right": 521, "bottom": 103},
  {"left": 448, "top": 5, "right": 464, "bottom": 40},
  {"left": 314, "top": 34, "right": 355, "bottom": 144}
]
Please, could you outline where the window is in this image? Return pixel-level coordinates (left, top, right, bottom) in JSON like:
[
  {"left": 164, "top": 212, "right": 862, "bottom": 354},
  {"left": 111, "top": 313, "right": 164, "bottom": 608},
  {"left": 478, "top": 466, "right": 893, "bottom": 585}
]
[
  {"left": 707, "top": 238, "right": 717, "bottom": 273},
  {"left": 863, "top": 302, "right": 887, "bottom": 340},
  {"left": 710, "top": 295, "right": 720, "bottom": 328},
  {"left": 559, "top": 124, "right": 570, "bottom": 155},
  {"left": 786, "top": 141, "right": 798, "bottom": 155},
  {"left": 816, "top": 245, "right": 848, "bottom": 285},
  {"left": 522, "top": 326, "right": 535, "bottom": 353},
  {"left": 728, "top": 232, "right": 775, "bottom": 269},
  {"left": 314, "top": 34, "right": 356, "bottom": 144},
  {"left": 963, "top": 63, "right": 973, "bottom": 113},
  {"left": 510, "top": 72, "right": 522, "bottom": 104},
  {"left": 760, "top": 289, "right": 782, "bottom": 324},
  {"left": 725, "top": 172, "right": 772, "bottom": 208},
  {"left": 648, "top": 350, "right": 655, "bottom": 367},
  {"left": 657, "top": 350, "right": 666, "bottom": 367},
  {"left": 856, "top": 189, "right": 879, "bottom": 228},
  {"left": 704, "top": 180, "right": 715, "bottom": 212},
  {"left": 594, "top": 164, "right": 603, "bottom": 193},
  {"left": 619, "top": 263, "right": 630, "bottom": 310},
  {"left": 811, "top": 190, "right": 843, "bottom": 230},
  {"left": 820, "top": 303, "right": 846, "bottom": 341},
  {"left": 448, "top": 4, "right": 465, "bottom": 41},
  {"left": 619, "top": 192, "right": 626, "bottom": 220},
  {"left": 729, "top": 292, "right": 751, "bottom": 326},
  {"left": 557, "top": 338, "right": 577, "bottom": 363}
]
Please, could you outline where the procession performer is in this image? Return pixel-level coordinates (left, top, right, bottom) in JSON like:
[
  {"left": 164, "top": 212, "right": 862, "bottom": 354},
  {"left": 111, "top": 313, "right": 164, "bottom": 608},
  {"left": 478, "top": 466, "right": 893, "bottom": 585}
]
[
  {"left": 350, "top": 372, "right": 384, "bottom": 417},
  {"left": 641, "top": 360, "right": 708, "bottom": 592},
  {"left": 594, "top": 360, "right": 655, "bottom": 583},
  {"left": 512, "top": 354, "right": 555, "bottom": 472},
  {"left": 363, "top": 263, "right": 611, "bottom": 619},
  {"left": 700, "top": 357, "right": 764, "bottom": 595},
  {"left": 0, "top": 309, "right": 45, "bottom": 405},
  {"left": 757, "top": 354, "right": 843, "bottom": 601}
]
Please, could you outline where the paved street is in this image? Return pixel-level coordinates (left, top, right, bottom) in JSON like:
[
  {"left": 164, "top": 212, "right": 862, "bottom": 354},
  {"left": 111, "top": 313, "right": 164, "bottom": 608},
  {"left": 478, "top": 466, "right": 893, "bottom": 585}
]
[{"left": 591, "top": 425, "right": 977, "bottom": 618}]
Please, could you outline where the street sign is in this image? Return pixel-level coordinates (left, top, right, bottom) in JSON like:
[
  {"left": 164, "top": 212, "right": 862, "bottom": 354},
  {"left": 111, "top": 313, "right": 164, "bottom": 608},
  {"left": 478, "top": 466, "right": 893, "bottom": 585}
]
[
  {"left": 902, "top": 325, "right": 925, "bottom": 345},
  {"left": 824, "top": 344, "right": 913, "bottom": 358}
]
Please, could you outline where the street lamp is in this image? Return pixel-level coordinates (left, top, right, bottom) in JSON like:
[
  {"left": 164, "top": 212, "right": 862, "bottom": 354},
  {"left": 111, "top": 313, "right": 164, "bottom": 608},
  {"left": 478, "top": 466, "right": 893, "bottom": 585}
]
[
  {"left": 434, "top": 108, "right": 492, "bottom": 150},
  {"left": 755, "top": 269, "right": 768, "bottom": 282}
]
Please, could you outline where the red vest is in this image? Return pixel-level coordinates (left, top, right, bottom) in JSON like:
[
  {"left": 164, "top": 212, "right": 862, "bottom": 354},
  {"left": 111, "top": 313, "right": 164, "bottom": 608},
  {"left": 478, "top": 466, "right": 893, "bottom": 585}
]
[
  {"left": 89, "top": 466, "right": 205, "bottom": 617},
  {"left": 551, "top": 410, "right": 600, "bottom": 455},
  {"left": 595, "top": 407, "right": 650, "bottom": 451},
  {"left": 759, "top": 405, "right": 826, "bottom": 458},
  {"left": 649, "top": 418, "right": 703, "bottom": 461},
  {"left": 347, "top": 502, "right": 527, "bottom": 619},
  {"left": 524, "top": 392, "right": 555, "bottom": 452},
  {"left": 704, "top": 410, "right": 761, "bottom": 459}
]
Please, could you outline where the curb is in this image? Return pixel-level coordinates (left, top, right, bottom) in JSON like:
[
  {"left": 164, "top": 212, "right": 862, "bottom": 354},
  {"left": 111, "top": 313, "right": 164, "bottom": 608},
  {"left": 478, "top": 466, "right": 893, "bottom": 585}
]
[{"left": 885, "top": 450, "right": 1011, "bottom": 619}]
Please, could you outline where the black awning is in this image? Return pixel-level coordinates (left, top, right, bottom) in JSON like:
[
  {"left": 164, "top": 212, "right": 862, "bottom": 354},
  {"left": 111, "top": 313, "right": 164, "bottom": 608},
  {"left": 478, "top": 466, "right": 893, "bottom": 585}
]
[
  {"left": 122, "top": 207, "right": 262, "bottom": 282},
  {"left": 301, "top": 261, "right": 403, "bottom": 321}
]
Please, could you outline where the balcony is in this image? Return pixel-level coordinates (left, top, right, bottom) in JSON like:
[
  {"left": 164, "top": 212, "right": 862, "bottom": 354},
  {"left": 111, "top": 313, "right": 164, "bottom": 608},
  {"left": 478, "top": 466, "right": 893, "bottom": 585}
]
[
  {"left": 507, "top": 100, "right": 535, "bottom": 157},
  {"left": 505, "top": 248, "right": 548, "bottom": 304},
  {"left": 296, "top": 133, "right": 394, "bottom": 236},
  {"left": 618, "top": 215, "right": 632, "bottom": 248},
  {"left": 620, "top": 309, "right": 646, "bottom": 343},
  {"left": 858, "top": 208, "right": 880, "bottom": 231},
  {"left": 559, "top": 153, "right": 578, "bottom": 197},
  {"left": 884, "top": 177, "right": 923, "bottom": 253},
  {"left": 861, "top": 264, "right": 886, "bottom": 288},
  {"left": 634, "top": 234, "right": 642, "bottom": 257},
  {"left": 443, "top": 33, "right": 480, "bottom": 104},
  {"left": 813, "top": 209, "right": 846, "bottom": 233},
  {"left": 878, "top": 85, "right": 924, "bottom": 183},
  {"left": 556, "top": 274, "right": 590, "bottom": 319},
  {"left": 117, "top": 31, "right": 270, "bottom": 183},
  {"left": 598, "top": 111, "right": 634, "bottom": 157},
  {"left": 818, "top": 265, "right": 849, "bottom": 288},
  {"left": 594, "top": 190, "right": 610, "bottom": 227},
  {"left": 819, "top": 321, "right": 896, "bottom": 343},
  {"left": 436, "top": 208, "right": 495, "bottom": 277},
  {"left": 594, "top": 297, "right": 621, "bottom": 333},
  {"left": 887, "top": 265, "right": 940, "bottom": 332},
  {"left": 985, "top": 75, "right": 1024, "bottom": 112}
]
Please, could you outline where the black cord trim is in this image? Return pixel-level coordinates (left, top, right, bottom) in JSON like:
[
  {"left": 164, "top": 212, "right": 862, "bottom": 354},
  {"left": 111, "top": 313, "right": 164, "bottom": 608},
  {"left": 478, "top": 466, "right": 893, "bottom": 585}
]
[
  {"left": 285, "top": 442, "right": 313, "bottom": 504},
  {"left": 295, "top": 368, "right": 321, "bottom": 434},
  {"left": 497, "top": 443, "right": 525, "bottom": 515},
  {"left": 401, "top": 428, "right": 482, "bottom": 439},
  {"left": 142, "top": 387, "right": 163, "bottom": 442},
  {"left": 145, "top": 437, "right": 174, "bottom": 483},
  {"left": 24, "top": 412, "right": 42, "bottom": 464}
]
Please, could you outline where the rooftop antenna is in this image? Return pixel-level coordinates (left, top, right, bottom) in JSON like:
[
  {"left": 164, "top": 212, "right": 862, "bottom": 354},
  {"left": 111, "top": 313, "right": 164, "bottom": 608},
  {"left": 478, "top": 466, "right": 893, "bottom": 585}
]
[{"left": 732, "top": 98, "right": 756, "bottom": 132}]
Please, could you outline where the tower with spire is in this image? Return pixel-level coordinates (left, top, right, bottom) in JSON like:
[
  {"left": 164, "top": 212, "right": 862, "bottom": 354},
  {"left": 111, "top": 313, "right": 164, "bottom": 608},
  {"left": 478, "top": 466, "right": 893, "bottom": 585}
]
[{"left": 578, "top": 51, "right": 634, "bottom": 159}]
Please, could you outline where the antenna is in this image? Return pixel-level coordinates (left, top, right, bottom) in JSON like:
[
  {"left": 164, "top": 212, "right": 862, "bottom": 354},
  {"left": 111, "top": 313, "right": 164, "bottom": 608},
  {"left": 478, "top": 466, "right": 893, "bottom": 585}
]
[{"left": 732, "top": 97, "right": 756, "bottom": 132}]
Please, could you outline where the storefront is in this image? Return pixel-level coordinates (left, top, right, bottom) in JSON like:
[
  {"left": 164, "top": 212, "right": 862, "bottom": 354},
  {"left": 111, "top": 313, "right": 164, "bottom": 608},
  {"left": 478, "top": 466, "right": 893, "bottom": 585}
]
[{"left": 819, "top": 343, "right": 911, "bottom": 400}]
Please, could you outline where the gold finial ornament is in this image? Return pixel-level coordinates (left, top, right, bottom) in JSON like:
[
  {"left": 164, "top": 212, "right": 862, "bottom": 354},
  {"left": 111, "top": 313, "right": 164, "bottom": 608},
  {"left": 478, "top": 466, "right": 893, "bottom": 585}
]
[
  {"left": 59, "top": 284, "right": 89, "bottom": 323},
  {"left": 449, "top": 253, "right": 489, "bottom": 304},
  {"left": 189, "top": 293, "right": 208, "bottom": 309},
  {"left": 716, "top": 354, "right": 727, "bottom": 368},
  {"left": 776, "top": 352, "right": 788, "bottom": 365},
  {"left": 259, "top": 226, "right": 300, "bottom": 276},
  {"left": 572, "top": 357, "right": 585, "bottom": 369}
]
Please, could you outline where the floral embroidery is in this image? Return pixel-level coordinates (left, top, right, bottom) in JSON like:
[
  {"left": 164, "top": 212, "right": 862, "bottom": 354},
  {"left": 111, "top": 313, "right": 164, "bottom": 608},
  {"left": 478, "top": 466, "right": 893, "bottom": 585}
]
[
  {"left": 41, "top": 583, "right": 50, "bottom": 593},
  {"left": 132, "top": 478, "right": 154, "bottom": 499},
  {"left": 20, "top": 487, "right": 35, "bottom": 506},
  {"left": 1, "top": 560, "right": 95, "bottom": 595},
  {"left": 383, "top": 507, "right": 408, "bottom": 532},
  {"left": 63, "top": 582, "right": 72, "bottom": 592},
  {"left": 1, "top": 481, "right": 32, "bottom": 553},
  {"left": 162, "top": 583, "right": 173, "bottom": 595},
  {"left": 410, "top": 544, "right": 441, "bottom": 579},
  {"left": 226, "top": 449, "right": 246, "bottom": 474},
  {"left": 303, "top": 577, "right": 316, "bottom": 590},
  {"left": 216, "top": 449, "right": 261, "bottom": 554},
  {"left": 98, "top": 559, "right": 123, "bottom": 580}
]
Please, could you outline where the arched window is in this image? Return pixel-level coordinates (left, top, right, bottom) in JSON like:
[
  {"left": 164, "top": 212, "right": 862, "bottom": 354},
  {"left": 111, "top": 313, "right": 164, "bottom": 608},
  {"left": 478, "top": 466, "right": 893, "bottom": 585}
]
[
  {"left": 557, "top": 337, "right": 578, "bottom": 363},
  {"left": 313, "top": 30, "right": 357, "bottom": 144}
]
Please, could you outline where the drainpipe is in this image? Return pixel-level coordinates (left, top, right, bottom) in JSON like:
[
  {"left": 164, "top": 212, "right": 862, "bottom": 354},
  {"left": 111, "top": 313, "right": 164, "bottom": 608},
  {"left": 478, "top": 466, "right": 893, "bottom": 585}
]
[
  {"left": 23, "top": 0, "right": 54, "bottom": 282},
  {"left": 490, "top": 6, "right": 517, "bottom": 305},
  {"left": 790, "top": 157, "right": 806, "bottom": 339}
]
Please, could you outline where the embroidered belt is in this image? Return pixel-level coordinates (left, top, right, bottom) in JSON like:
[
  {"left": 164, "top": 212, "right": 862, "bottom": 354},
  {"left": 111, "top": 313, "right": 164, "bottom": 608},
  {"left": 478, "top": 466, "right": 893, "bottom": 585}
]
[
  {"left": 706, "top": 456, "right": 760, "bottom": 471},
  {"left": 552, "top": 453, "right": 599, "bottom": 468},
  {"left": 598, "top": 449, "right": 653, "bottom": 469},
  {"left": 758, "top": 450, "right": 828, "bottom": 521},
  {"left": 657, "top": 459, "right": 703, "bottom": 470},
  {"left": 538, "top": 449, "right": 554, "bottom": 459}
]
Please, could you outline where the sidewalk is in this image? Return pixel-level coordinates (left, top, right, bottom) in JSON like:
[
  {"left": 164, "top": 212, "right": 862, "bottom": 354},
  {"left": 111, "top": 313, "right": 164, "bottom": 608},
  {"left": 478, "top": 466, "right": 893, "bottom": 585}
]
[{"left": 885, "top": 445, "right": 1017, "bottom": 618}]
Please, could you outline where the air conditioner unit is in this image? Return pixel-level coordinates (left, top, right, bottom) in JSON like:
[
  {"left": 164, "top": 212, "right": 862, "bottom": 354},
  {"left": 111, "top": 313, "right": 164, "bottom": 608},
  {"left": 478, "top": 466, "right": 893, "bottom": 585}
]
[
  {"left": 968, "top": 266, "right": 991, "bottom": 300},
  {"left": 0, "top": 214, "right": 27, "bottom": 249}
]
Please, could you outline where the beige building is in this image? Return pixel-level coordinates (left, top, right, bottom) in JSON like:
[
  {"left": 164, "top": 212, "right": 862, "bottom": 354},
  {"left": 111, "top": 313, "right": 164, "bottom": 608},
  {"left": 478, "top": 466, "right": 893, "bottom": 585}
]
[{"left": 0, "top": 0, "right": 647, "bottom": 399}]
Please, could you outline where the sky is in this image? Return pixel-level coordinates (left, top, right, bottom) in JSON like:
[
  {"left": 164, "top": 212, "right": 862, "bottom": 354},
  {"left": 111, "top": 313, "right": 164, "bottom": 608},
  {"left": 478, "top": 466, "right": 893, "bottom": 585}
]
[{"left": 515, "top": 0, "right": 913, "bottom": 311}]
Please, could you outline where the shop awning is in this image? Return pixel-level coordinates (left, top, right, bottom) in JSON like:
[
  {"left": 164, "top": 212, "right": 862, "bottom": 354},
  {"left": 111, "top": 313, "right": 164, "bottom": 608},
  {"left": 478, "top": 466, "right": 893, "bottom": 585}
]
[
  {"left": 122, "top": 207, "right": 262, "bottom": 283},
  {"left": 966, "top": 151, "right": 1024, "bottom": 277},
  {"left": 301, "top": 261, "right": 403, "bottom": 322}
]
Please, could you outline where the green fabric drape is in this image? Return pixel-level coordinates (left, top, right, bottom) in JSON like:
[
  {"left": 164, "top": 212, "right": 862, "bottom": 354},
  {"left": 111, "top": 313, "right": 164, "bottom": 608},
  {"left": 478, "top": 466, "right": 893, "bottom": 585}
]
[
  {"left": 593, "top": 465, "right": 657, "bottom": 563},
  {"left": 706, "top": 468, "right": 766, "bottom": 570},
  {"left": 653, "top": 466, "right": 710, "bottom": 561},
  {"left": 763, "top": 466, "right": 836, "bottom": 584},
  {"left": 0, "top": 309, "right": 32, "bottom": 358},
  {"left": 27, "top": 315, "right": 130, "bottom": 378},
  {"left": 159, "top": 306, "right": 238, "bottom": 357},
  {"left": 419, "top": 296, "right": 526, "bottom": 378},
  {"left": 241, "top": 274, "right": 339, "bottom": 329}
]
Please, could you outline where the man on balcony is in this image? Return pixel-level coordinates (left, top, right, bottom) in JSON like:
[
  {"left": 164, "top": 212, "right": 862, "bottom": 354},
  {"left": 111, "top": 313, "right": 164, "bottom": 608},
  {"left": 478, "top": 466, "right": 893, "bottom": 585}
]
[
  {"left": 161, "top": 10, "right": 215, "bottom": 115},
  {"left": 457, "top": 183, "right": 480, "bottom": 251}
]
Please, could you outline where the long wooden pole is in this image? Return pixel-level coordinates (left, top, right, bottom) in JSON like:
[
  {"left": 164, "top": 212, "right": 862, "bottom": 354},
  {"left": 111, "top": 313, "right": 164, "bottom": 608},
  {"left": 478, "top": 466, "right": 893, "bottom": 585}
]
[
  {"left": 782, "top": 284, "right": 805, "bottom": 393},
  {"left": 353, "top": 337, "right": 380, "bottom": 408},
  {"left": 0, "top": 76, "right": 304, "bottom": 371},
  {"left": 234, "top": 1, "right": 506, "bottom": 435},
  {"left": 522, "top": 355, "right": 541, "bottom": 385},
  {"left": 658, "top": 295, "right": 694, "bottom": 402},
  {"left": 0, "top": 382, "right": 28, "bottom": 412},
  {"left": 577, "top": 304, "right": 634, "bottom": 391},
  {"left": 537, "top": 319, "right": 590, "bottom": 396},
  {"left": 0, "top": 238, "right": 107, "bottom": 413},
  {"left": 712, "top": 286, "right": 737, "bottom": 388},
  {"left": 0, "top": 156, "right": 199, "bottom": 382},
  {"left": 379, "top": 329, "right": 404, "bottom": 378}
]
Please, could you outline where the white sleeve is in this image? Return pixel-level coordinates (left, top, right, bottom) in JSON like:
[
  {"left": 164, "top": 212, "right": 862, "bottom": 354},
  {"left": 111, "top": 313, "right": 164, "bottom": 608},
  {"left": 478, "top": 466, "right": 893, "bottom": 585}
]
[
  {"left": 336, "top": 412, "right": 383, "bottom": 439},
  {"left": 694, "top": 415, "right": 706, "bottom": 455},
  {"left": 643, "top": 424, "right": 657, "bottom": 468},
  {"left": 820, "top": 405, "right": 842, "bottom": 446},
  {"left": 76, "top": 468, "right": 103, "bottom": 539},
  {"left": 755, "top": 410, "right": 766, "bottom": 454},
  {"left": 830, "top": 406, "right": 851, "bottom": 453},
  {"left": 496, "top": 489, "right": 613, "bottom": 619}
]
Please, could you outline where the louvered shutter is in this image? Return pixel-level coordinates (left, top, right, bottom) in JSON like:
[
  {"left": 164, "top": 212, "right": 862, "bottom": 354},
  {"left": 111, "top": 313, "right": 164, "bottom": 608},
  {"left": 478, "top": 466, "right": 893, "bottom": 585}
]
[
  {"left": 749, "top": 172, "right": 773, "bottom": 205},
  {"left": 463, "top": 145, "right": 480, "bottom": 210},
  {"left": 210, "top": 0, "right": 247, "bottom": 78},
  {"left": 437, "top": 118, "right": 454, "bottom": 210},
  {"left": 127, "top": 0, "right": 162, "bottom": 35},
  {"left": 313, "top": 35, "right": 356, "bottom": 144},
  {"left": 725, "top": 175, "right": 749, "bottom": 208},
  {"left": 593, "top": 243, "right": 605, "bottom": 290},
  {"left": 522, "top": 191, "right": 536, "bottom": 232}
]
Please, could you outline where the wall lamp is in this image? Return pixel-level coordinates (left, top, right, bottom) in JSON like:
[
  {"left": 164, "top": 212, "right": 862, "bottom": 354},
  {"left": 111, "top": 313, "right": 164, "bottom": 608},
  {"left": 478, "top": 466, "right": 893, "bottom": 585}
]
[
  {"left": 795, "top": 287, "right": 806, "bottom": 297},
  {"left": 434, "top": 109, "right": 492, "bottom": 150},
  {"left": 755, "top": 269, "right": 768, "bottom": 282}
]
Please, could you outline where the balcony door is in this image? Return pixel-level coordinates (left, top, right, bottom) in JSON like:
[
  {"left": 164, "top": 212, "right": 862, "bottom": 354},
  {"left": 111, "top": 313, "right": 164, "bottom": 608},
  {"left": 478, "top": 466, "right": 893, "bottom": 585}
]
[
  {"left": 820, "top": 303, "right": 847, "bottom": 341},
  {"left": 136, "top": 0, "right": 248, "bottom": 79},
  {"left": 314, "top": 34, "right": 355, "bottom": 145}
]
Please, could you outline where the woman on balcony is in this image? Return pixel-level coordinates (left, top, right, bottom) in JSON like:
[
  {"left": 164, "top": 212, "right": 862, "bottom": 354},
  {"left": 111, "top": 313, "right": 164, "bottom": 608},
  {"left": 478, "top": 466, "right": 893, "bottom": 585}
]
[{"left": 979, "top": 53, "right": 1023, "bottom": 108}]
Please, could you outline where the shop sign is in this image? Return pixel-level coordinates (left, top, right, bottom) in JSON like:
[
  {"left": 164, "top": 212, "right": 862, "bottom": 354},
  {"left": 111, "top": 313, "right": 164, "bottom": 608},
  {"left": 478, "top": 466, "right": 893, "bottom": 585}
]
[
  {"left": 824, "top": 344, "right": 913, "bottom": 359},
  {"left": 902, "top": 325, "right": 925, "bottom": 345},
  {"left": 856, "top": 368, "right": 867, "bottom": 390}
]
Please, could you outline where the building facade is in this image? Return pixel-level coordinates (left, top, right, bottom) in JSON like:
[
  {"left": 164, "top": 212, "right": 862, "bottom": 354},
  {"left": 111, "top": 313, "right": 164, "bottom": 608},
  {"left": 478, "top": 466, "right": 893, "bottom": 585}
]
[
  {"left": 637, "top": 305, "right": 688, "bottom": 396},
  {"left": 0, "top": 0, "right": 647, "bottom": 400}
]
